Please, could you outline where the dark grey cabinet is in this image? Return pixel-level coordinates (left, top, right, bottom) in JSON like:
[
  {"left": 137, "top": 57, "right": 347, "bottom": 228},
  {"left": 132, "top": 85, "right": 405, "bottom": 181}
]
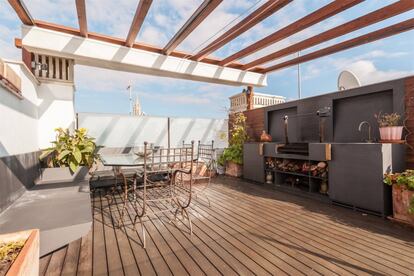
[
  {"left": 329, "top": 143, "right": 405, "bottom": 216},
  {"left": 243, "top": 143, "right": 264, "bottom": 183}
]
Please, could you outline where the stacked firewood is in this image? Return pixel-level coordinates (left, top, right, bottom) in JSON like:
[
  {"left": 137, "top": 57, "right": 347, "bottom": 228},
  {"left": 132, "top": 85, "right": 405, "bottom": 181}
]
[{"left": 274, "top": 159, "right": 328, "bottom": 178}]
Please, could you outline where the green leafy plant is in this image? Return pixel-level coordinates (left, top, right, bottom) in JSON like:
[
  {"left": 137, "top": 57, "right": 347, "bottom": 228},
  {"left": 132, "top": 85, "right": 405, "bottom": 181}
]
[
  {"left": 384, "top": 169, "right": 414, "bottom": 214},
  {"left": 409, "top": 196, "right": 414, "bottom": 215},
  {"left": 218, "top": 113, "right": 248, "bottom": 166},
  {"left": 375, "top": 112, "right": 401, "bottom": 127},
  {"left": 40, "top": 128, "right": 98, "bottom": 173}
]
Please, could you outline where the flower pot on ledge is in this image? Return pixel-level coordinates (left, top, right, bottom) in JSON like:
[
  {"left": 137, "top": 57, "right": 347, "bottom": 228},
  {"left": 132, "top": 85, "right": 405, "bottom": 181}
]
[
  {"left": 225, "top": 161, "right": 242, "bottom": 178},
  {"left": 392, "top": 185, "right": 414, "bottom": 226},
  {"left": 379, "top": 126, "right": 403, "bottom": 141}
]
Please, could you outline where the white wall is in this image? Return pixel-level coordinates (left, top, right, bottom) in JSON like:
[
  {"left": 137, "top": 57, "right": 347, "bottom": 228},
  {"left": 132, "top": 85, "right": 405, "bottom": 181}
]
[
  {"left": 37, "top": 83, "right": 75, "bottom": 149},
  {"left": 0, "top": 63, "right": 39, "bottom": 157},
  {"left": 0, "top": 60, "right": 76, "bottom": 157},
  {"left": 78, "top": 113, "right": 228, "bottom": 149}
]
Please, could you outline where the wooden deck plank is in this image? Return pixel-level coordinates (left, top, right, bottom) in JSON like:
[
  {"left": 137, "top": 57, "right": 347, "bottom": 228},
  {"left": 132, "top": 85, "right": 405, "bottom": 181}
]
[
  {"left": 191, "top": 209, "right": 293, "bottom": 275},
  {"left": 147, "top": 213, "right": 206, "bottom": 275},
  {"left": 92, "top": 191, "right": 108, "bottom": 276},
  {"left": 60, "top": 238, "right": 81, "bottom": 276},
  {"left": 208, "top": 185, "right": 390, "bottom": 273},
  {"left": 107, "top": 195, "right": 141, "bottom": 276},
  {"left": 44, "top": 245, "right": 68, "bottom": 276},
  {"left": 112, "top": 191, "right": 156, "bottom": 276},
  {"left": 153, "top": 199, "right": 237, "bottom": 275},
  {"left": 39, "top": 253, "right": 51, "bottom": 276},
  {"left": 201, "top": 186, "right": 369, "bottom": 275},
  {"left": 210, "top": 183, "right": 414, "bottom": 266},
  {"left": 189, "top": 193, "right": 340, "bottom": 275},
  {"left": 99, "top": 193, "right": 125, "bottom": 275},
  {"left": 38, "top": 177, "right": 414, "bottom": 276},
  {"left": 193, "top": 195, "right": 352, "bottom": 275},
  {"left": 209, "top": 184, "right": 412, "bottom": 275},
  {"left": 143, "top": 216, "right": 189, "bottom": 275},
  {"left": 114, "top": 190, "right": 172, "bottom": 276},
  {"left": 77, "top": 229, "right": 93, "bottom": 276}
]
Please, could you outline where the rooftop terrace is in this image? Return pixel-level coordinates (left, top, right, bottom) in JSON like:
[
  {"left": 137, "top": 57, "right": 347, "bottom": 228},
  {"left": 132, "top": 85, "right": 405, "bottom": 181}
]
[{"left": 39, "top": 177, "right": 414, "bottom": 276}]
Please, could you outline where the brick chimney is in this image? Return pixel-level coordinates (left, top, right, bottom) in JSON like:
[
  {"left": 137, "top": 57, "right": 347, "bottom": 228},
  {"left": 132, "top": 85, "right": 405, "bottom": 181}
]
[{"left": 246, "top": 85, "right": 254, "bottom": 110}]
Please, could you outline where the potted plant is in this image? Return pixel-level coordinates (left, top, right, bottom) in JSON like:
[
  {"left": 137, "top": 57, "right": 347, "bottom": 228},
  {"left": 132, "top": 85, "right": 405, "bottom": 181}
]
[
  {"left": 0, "top": 229, "right": 39, "bottom": 276},
  {"left": 37, "top": 128, "right": 98, "bottom": 184},
  {"left": 384, "top": 170, "right": 414, "bottom": 226},
  {"left": 375, "top": 112, "right": 403, "bottom": 141},
  {"left": 218, "top": 113, "right": 248, "bottom": 177}
]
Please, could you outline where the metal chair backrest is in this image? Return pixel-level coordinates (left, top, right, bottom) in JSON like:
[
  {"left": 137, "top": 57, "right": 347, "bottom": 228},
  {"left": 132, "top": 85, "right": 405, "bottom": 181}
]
[
  {"left": 197, "top": 140, "right": 214, "bottom": 162},
  {"left": 144, "top": 142, "right": 194, "bottom": 174}
]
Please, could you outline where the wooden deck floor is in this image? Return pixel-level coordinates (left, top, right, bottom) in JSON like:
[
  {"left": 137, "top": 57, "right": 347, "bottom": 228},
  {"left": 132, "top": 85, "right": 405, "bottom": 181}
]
[{"left": 40, "top": 177, "right": 414, "bottom": 276}]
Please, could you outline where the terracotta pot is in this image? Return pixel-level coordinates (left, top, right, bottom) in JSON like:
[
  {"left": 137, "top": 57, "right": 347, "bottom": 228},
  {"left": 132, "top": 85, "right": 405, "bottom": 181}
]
[
  {"left": 225, "top": 161, "right": 242, "bottom": 178},
  {"left": 392, "top": 185, "right": 414, "bottom": 225},
  {"left": 260, "top": 130, "right": 272, "bottom": 142},
  {"left": 0, "top": 229, "right": 39, "bottom": 276},
  {"left": 379, "top": 126, "right": 403, "bottom": 141}
]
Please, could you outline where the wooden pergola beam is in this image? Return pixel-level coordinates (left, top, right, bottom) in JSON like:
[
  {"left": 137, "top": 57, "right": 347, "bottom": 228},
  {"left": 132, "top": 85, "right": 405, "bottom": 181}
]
[
  {"left": 31, "top": 20, "right": 264, "bottom": 71},
  {"left": 125, "top": 0, "right": 153, "bottom": 47},
  {"left": 163, "top": 0, "right": 222, "bottom": 55},
  {"left": 261, "top": 18, "right": 414, "bottom": 73},
  {"left": 243, "top": 0, "right": 414, "bottom": 70},
  {"left": 75, "top": 0, "right": 88, "bottom": 37},
  {"left": 218, "top": 0, "right": 363, "bottom": 66},
  {"left": 7, "top": 0, "right": 35, "bottom": 25},
  {"left": 191, "top": 0, "right": 292, "bottom": 61}
]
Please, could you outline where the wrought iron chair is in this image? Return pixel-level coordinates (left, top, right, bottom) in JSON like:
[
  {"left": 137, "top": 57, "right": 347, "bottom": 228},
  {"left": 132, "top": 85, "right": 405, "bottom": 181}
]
[
  {"left": 183, "top": 140, "right": 215, "bottom": 206},
  {"left": 119, "top": 141, "right": 195, "bottom": 248}
]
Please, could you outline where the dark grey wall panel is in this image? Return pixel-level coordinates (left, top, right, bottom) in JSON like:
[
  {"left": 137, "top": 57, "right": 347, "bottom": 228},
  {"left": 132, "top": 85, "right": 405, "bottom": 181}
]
[
  {"left": 297, "top": 97, "right": 332, "bottom": 142},
  {"left": 264, "top": 78, "right": 406, "bottom": 144},
  {"left": 268, "top": 107, "right": 297, "bottom": 143},
  {"left": 0, "top": 151, "right": 40, "bottom": 213},
  {"left": 243, "top": 143, "right": 264, "bottom": 183},
  {"left": 333, "top": 91, "right": 393, "bottom": 142}
]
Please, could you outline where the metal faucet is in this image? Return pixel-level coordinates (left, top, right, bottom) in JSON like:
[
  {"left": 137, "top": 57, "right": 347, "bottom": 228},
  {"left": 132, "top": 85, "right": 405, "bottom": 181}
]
[{"left": 358, "top": 121, "right": 372, "bottom": 142}]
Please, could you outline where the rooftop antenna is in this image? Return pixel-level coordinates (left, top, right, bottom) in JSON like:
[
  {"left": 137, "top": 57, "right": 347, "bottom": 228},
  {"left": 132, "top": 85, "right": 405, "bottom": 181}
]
[
  {"left": 126, "top": 82, "right": 133, "bottom": 115},
  {"left": 337, "top": 70, "right": 361, "bottom": 91}
]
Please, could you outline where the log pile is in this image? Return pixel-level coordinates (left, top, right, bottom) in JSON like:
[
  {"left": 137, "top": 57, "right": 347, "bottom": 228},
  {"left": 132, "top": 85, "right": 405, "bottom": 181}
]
[{"left": 267, "top": 158, "right": 328, "bottom": 179}]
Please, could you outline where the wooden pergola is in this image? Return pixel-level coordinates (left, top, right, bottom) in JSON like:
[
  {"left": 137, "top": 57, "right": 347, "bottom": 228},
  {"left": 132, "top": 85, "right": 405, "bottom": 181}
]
[{"left": 7, "top": 0, "right": 414, "bottom": 84}]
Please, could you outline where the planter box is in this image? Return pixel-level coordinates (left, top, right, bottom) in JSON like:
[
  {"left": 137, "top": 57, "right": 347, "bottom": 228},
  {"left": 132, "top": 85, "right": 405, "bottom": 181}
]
[
  {"left": 35, "top": 166, "right": 90, "bottom": 185},
  {"left": 392, "top": 185, "right": 414, "bottom": 226},
  {"left": 0, "top": 229, "right": 39, "bottom": 276},
  {"left": 225, "top": 162, "right": 242, "bottom": 178}
]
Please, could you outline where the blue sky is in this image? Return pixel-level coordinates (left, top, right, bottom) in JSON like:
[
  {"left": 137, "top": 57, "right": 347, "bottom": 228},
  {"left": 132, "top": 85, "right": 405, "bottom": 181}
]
[{"left": 1, "top": 0, "right": 413, "bottom": 118}]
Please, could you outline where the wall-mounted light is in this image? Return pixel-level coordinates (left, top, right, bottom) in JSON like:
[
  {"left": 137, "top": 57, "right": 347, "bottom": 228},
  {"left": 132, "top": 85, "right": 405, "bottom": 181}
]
[{"left": 31, "top": 61, "right": 48, "bottom": 71}]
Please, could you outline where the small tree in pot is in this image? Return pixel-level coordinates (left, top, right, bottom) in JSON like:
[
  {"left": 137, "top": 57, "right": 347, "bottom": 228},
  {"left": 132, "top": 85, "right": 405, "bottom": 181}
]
[
  {"left": 218, "top": 113, "right": 248, "bottom": 177},
  {"left": 384, "top": 170, "right": 414, "bottom": 226},
  {"left": 375, "top": 112, "right": 403, "bottom": 141},
  {"left": 38, "top": 128, "right": 98, "bottom": 183}
]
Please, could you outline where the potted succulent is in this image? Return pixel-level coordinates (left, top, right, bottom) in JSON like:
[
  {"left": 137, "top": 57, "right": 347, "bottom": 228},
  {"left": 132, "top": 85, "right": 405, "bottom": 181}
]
[
  {"left": 0, "top": 229, "right": 39, "bottom": 276},
  {"left": 375, "top": 112, "right": 403, "bottom": 141},
  {"left": 384, "top": 170, "right": 414, "bottom": 226},
  {"left": 37, "top": 128, "right": 98, "bottom": 184},
  {"left": 218, "top": 113, "right": 248, "bottom": 177}
]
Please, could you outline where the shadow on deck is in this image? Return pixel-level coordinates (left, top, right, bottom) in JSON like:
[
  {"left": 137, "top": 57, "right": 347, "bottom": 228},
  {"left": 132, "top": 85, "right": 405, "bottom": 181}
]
[{"left": 40, "top": 176, "right": 414, "bottom": 276}]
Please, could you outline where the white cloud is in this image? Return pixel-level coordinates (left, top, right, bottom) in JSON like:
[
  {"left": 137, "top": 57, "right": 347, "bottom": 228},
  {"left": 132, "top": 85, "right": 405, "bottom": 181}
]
[{"left": 344, "top": 60, "right": 414, "bottom": 84}]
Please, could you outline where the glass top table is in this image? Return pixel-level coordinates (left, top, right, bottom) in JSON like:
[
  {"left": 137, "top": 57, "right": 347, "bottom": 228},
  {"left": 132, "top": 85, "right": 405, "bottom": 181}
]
[{"left": 99, "top": 153, "right": 146, "bottom": 167}]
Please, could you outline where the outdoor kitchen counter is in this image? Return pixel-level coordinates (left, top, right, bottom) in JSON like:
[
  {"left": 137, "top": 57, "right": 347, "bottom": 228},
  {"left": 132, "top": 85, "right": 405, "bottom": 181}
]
[{"left": 243, "top": 142, "right": 406, "bottom": 216}]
